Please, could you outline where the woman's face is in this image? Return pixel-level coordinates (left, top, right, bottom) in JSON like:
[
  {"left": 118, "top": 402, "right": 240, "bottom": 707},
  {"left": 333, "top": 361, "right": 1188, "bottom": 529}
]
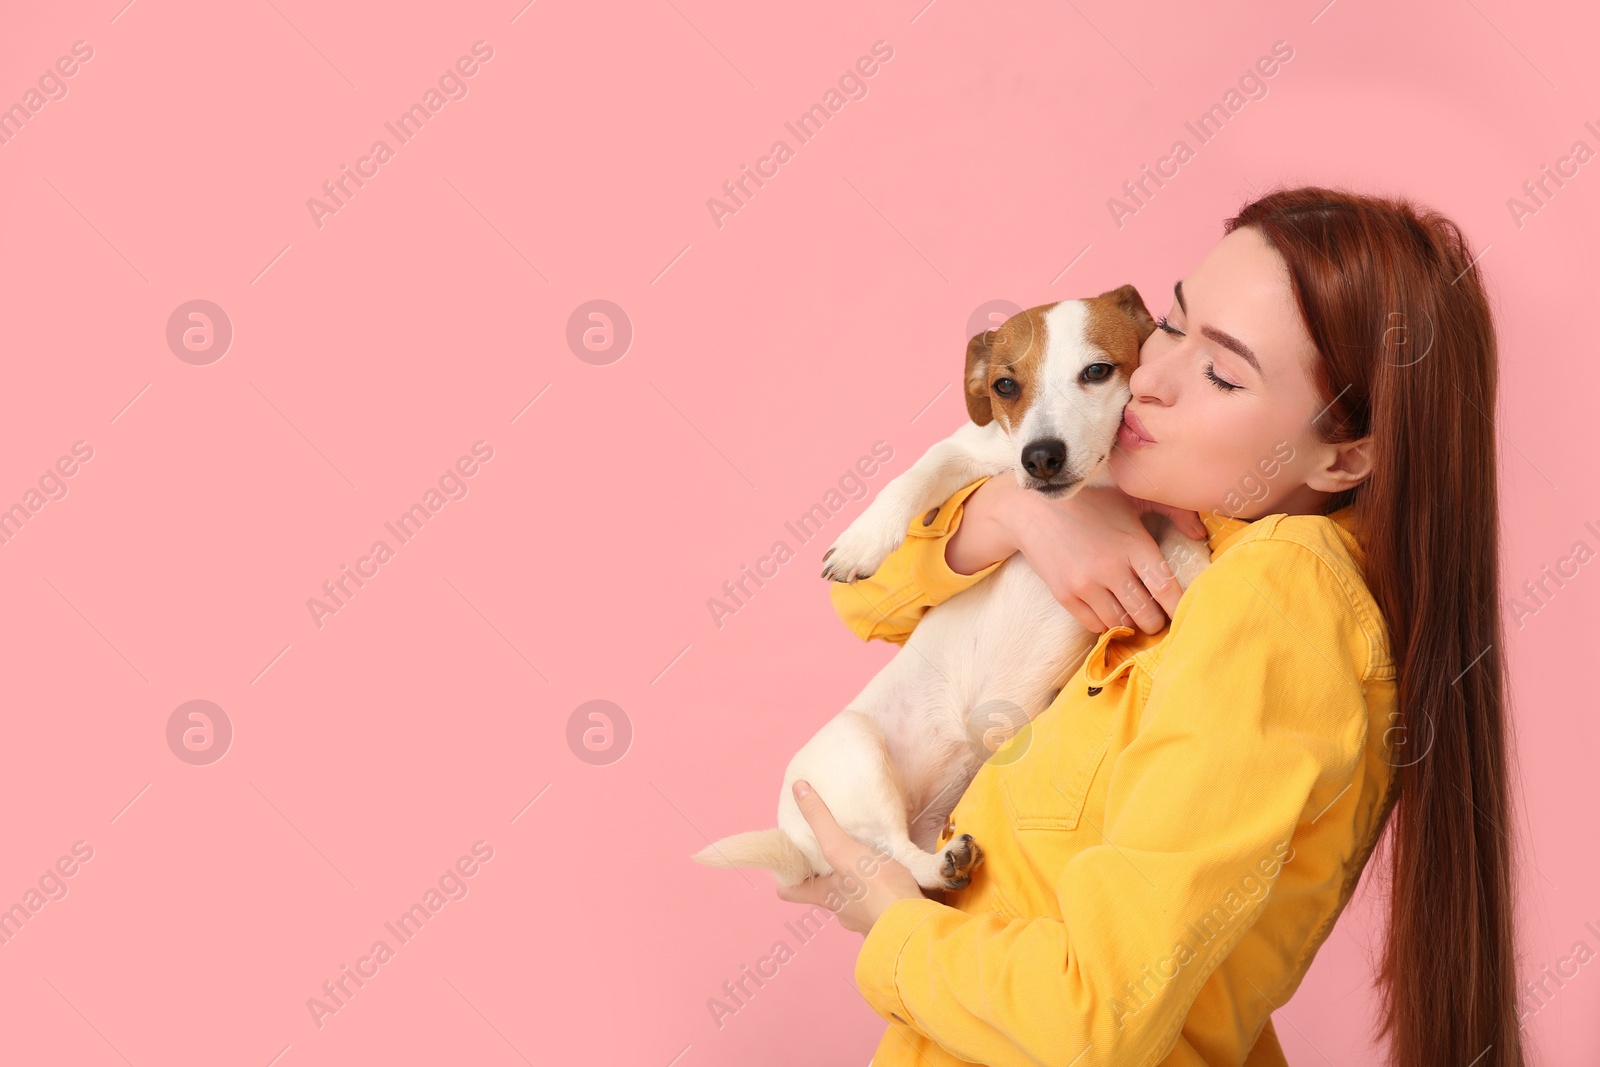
[{"left": 1108, "top": 225, "right": 1338, "bottom": 520}]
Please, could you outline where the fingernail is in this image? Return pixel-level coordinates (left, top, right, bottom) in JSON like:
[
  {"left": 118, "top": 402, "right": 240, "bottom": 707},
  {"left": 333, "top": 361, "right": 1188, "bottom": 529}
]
[{"left": 794, "top": 781, "right": 811, "bottom": 797}]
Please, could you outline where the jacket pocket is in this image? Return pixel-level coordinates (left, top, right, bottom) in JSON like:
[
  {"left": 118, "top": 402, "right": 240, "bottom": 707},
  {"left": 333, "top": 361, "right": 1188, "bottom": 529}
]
[
  {"left": 1000, "top": 719, "right": 1114, "bottom": 830},
  {"left": 998, "top": 625, "right": 1134, "bottom": 830}
]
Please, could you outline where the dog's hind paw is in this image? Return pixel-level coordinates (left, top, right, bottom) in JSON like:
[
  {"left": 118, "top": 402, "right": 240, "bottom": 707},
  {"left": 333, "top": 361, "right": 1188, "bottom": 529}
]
[{"left": 937, "top": 833, "right": 985, "bottom": 891}]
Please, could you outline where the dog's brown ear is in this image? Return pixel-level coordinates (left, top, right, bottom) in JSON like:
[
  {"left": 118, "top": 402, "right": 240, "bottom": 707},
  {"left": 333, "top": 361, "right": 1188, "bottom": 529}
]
[
  {"left": 963, "top": 328, "right": 995, "bottom": 426},
  {"left": 1099, "top": 284, "right": 1157, "bottom": 345}
]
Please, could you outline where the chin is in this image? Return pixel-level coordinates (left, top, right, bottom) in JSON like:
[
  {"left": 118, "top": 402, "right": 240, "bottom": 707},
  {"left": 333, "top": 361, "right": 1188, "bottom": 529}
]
[{"left": 1107, "top": 454, "right": 1152, "bottom": 497}]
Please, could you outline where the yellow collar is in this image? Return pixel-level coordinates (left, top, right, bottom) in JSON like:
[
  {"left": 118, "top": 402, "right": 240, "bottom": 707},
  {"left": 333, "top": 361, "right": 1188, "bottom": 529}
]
[{"left": 1198, "top": 504, "right": 1364, "bottom": 566}]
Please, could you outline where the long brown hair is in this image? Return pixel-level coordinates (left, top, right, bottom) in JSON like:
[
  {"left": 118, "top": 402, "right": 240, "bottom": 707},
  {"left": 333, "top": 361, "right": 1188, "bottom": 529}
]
[{"left": 1225, "top": 186, "right": 1525, "bottom": 1066}]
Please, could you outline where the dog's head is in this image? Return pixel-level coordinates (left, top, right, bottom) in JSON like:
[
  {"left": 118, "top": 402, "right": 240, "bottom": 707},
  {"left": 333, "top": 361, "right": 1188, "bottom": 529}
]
[{"left": 963, "top": 284, "right": 1156, "bottom": 496}]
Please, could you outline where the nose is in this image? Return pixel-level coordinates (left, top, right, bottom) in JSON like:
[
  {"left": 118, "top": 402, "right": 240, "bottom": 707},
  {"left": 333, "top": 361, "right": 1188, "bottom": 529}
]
[
  {"left": 1129, "top": 338, "right": 1174, "bottom": 402},
  {"left": 1128, "top": 354, "right": 1158, "bottom": 398},
  {"left": 1021, "top": 437, "right": 1067, "bottom": 481}
]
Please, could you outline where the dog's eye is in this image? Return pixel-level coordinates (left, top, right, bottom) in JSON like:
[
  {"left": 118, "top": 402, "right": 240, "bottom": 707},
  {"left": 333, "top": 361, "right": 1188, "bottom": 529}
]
[
  {"left": 993, "top": 377, "right": 1020, "bottom": 397},
  {"left": 1081, "top": 363, "right": 1114, "bottom": 383}
]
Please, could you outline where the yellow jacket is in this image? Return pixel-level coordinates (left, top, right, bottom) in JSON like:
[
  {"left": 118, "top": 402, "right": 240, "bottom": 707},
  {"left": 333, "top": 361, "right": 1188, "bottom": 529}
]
[{"left": 830, "top": 476, "right": 1399, "bottom": 1067}]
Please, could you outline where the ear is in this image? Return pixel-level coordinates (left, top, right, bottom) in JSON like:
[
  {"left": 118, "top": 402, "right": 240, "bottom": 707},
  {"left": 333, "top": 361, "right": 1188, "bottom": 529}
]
[
  {"left": 1099, "top": 284, "right": 1157, "bottom": 345},
  {"left": 1306, "top": 433, "right": 1375, "bottom": 494},
  {"left": 963, "top": 328, "right": 995, "bottom": 426}
]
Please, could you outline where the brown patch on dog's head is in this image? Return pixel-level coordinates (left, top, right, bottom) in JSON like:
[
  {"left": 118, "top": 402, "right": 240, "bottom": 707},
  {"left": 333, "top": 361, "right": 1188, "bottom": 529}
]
[
  {"left": 963, "top": 306, "right": 1050, "bottom": 427},
  {"left": 1083, "top": 284, "right": 1157, "bottom": 373}
]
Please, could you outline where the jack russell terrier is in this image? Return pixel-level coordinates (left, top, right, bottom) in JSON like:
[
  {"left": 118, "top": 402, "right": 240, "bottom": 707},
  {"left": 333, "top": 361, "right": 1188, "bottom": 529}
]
[{"left": 691, "top": 285, "right": 1212, "bottom": 891}]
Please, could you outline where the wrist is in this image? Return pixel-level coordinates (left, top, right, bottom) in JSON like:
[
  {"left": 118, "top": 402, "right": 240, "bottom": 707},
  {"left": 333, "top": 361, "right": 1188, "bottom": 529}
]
[{"left": 945, "top": 478, "right": 1018, "bottom": 575}]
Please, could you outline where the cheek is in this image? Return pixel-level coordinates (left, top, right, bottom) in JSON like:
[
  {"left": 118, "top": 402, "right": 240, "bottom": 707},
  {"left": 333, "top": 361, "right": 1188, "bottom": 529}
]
[
  {"left": 1178, "top": 403, "right": 1291, "bottom": 489},
  {"left": 1172, "top": 396, "right": 1243, "bottom": 460},
  {"left": 1223, "top": 420, "right": 1315, "bottom": 495}
]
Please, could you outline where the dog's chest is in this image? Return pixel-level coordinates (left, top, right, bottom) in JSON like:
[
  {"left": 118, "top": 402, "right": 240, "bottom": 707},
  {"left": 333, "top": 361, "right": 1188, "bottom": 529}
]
[
  {"left": 912, "top": 552, "right": 1090, "bottom": 688},
  {"left": 874, "top": 560, "right": 1162, "bottom": 853}
]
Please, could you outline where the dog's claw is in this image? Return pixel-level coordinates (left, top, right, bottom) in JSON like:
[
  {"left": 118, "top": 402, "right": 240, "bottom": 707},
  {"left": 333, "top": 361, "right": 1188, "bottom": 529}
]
[
  {"left": 938, "top": 834, "right": 985, "bottom": 891},
  {"left": 820, "top": 519, "right": 902, "bottom": 587},
  {"left": 820, "top": 558, "right": 873, "bottom": 584}
]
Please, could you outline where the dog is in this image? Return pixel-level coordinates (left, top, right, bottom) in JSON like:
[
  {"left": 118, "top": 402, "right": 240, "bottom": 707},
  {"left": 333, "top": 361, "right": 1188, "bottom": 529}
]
[{"left": 690, "top": 285, "right": 1213, "bottom": 891}]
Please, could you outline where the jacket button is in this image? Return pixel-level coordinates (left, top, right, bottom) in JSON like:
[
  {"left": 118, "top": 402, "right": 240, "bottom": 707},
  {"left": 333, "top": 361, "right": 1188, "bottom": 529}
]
[{"left": 1087, "top": 685, "right": 1103, "bottom": 696}]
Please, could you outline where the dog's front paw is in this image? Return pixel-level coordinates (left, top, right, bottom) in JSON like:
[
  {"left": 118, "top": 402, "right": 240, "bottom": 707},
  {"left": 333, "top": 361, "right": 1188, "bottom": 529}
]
[
  {"left": 937, "top": 833, "right": 985, "bottom": 891},
  {"left": 820, "top": 516, "right": 908, "bottom": 583}
]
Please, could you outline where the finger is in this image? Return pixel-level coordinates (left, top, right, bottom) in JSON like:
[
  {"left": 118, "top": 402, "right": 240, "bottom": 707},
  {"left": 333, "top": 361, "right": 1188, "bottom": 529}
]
[
  {"left": 1149, "top": 501, "right": 1209, "bottom": 540},
  {"left": 1055, "top": 593, "right": 1104, "bottom": 633},
  {"left": 776, "top": 878, "right": 823, "bottom": 905},
  {"left": 1083, "top": 588, "right": 1131, "bottom": 632},
  {"left": 791, "top": 781, "right": 847, "bottom": 856},
  {"left": 1128, "top": 545, "right": 1183, "bottom": 621},
  {"left": 1114, "top": 571, "right": 1168, "bottom": 634}
]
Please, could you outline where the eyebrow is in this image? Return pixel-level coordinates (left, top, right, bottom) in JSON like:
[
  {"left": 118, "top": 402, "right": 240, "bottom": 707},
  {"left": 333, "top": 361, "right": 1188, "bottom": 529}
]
[{"left": 1173, "top": 280, "right": 1263, "bottom": 376}]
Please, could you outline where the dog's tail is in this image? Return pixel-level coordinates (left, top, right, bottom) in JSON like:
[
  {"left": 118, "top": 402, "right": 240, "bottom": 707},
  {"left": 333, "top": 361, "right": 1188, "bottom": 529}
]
[{"left": 690, "top": 828, "right": 814, "bottom": 886}]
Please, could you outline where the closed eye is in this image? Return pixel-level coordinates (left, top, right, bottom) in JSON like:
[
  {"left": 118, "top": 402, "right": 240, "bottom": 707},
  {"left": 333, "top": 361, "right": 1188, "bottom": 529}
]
[
  {"left": 1204, "top": 363, "right": 1241, "bottom": 392},
  {"left": 1157, "top": 316, "right": 1241, "bottom": 393}
]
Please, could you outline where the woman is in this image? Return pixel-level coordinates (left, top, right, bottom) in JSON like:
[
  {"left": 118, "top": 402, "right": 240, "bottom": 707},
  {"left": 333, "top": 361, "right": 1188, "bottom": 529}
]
[{"left": 777, "top": 186, "right": 1524, "bottom": 1067}]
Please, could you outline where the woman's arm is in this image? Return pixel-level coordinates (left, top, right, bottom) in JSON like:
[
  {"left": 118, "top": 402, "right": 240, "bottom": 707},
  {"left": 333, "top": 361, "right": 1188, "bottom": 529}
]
[
  {"left": 831, "top": 474, "right": 1210, "bottom": 644},
  {"left": 829, "top": 476, "right": 1010, "bottom": 645},
  {"left": 998, "top": 483, "right": 1210, "bottom": 635},
  {"left": 942, "top": 475, "right": 1020, "bottom": 575},
  {"left": 850, "top": 540, "right": 1379, "bottom": 1067}
]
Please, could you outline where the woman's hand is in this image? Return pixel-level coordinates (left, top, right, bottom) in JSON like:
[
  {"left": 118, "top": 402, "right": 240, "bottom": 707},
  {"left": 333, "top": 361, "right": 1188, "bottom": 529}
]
[
  {"left": 962, "top": 476, "right": 1208, "bottom": 635},
  {"left": 774, "top": 781, "right": 927, "bottom": 936}
]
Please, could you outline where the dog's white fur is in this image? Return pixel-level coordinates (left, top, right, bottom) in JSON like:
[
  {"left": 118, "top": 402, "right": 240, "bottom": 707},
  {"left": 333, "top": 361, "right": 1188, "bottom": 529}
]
[{"left": 692, "top": 286, "right": 1213, "bottom": 890}]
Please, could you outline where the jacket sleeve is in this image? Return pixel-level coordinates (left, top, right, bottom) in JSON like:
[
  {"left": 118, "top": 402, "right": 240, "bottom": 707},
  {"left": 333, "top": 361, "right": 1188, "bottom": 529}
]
[
  {"left": 829, "top": 475, "right": 1005, "bottom": 646},
  {"left": 852, "top": 540, "right": 1373, "bottom": 1067}
]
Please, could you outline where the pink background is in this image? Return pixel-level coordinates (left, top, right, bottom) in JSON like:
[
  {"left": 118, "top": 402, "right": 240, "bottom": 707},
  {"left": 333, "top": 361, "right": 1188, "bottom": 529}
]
[{"left": 0, "top": 0, "right": 1596, "bottom": 1063}]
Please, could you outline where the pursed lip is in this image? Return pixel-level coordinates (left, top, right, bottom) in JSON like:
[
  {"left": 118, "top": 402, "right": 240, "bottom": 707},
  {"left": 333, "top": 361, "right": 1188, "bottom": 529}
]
[{"left": 1123, "top": 406, "right": 1156, "bottom": 444}]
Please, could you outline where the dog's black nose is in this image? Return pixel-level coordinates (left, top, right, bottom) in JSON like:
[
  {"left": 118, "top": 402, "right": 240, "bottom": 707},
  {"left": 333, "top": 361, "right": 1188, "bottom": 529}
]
[{"left": 1021, "top": 438, "right": 1067, "bottom": 481}]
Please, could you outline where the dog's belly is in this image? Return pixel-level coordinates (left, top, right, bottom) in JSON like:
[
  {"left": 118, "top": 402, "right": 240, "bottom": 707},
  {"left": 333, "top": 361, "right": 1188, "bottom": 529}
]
[{"left": 847, "top": 554, "right": 1099, "bottom": 836}]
